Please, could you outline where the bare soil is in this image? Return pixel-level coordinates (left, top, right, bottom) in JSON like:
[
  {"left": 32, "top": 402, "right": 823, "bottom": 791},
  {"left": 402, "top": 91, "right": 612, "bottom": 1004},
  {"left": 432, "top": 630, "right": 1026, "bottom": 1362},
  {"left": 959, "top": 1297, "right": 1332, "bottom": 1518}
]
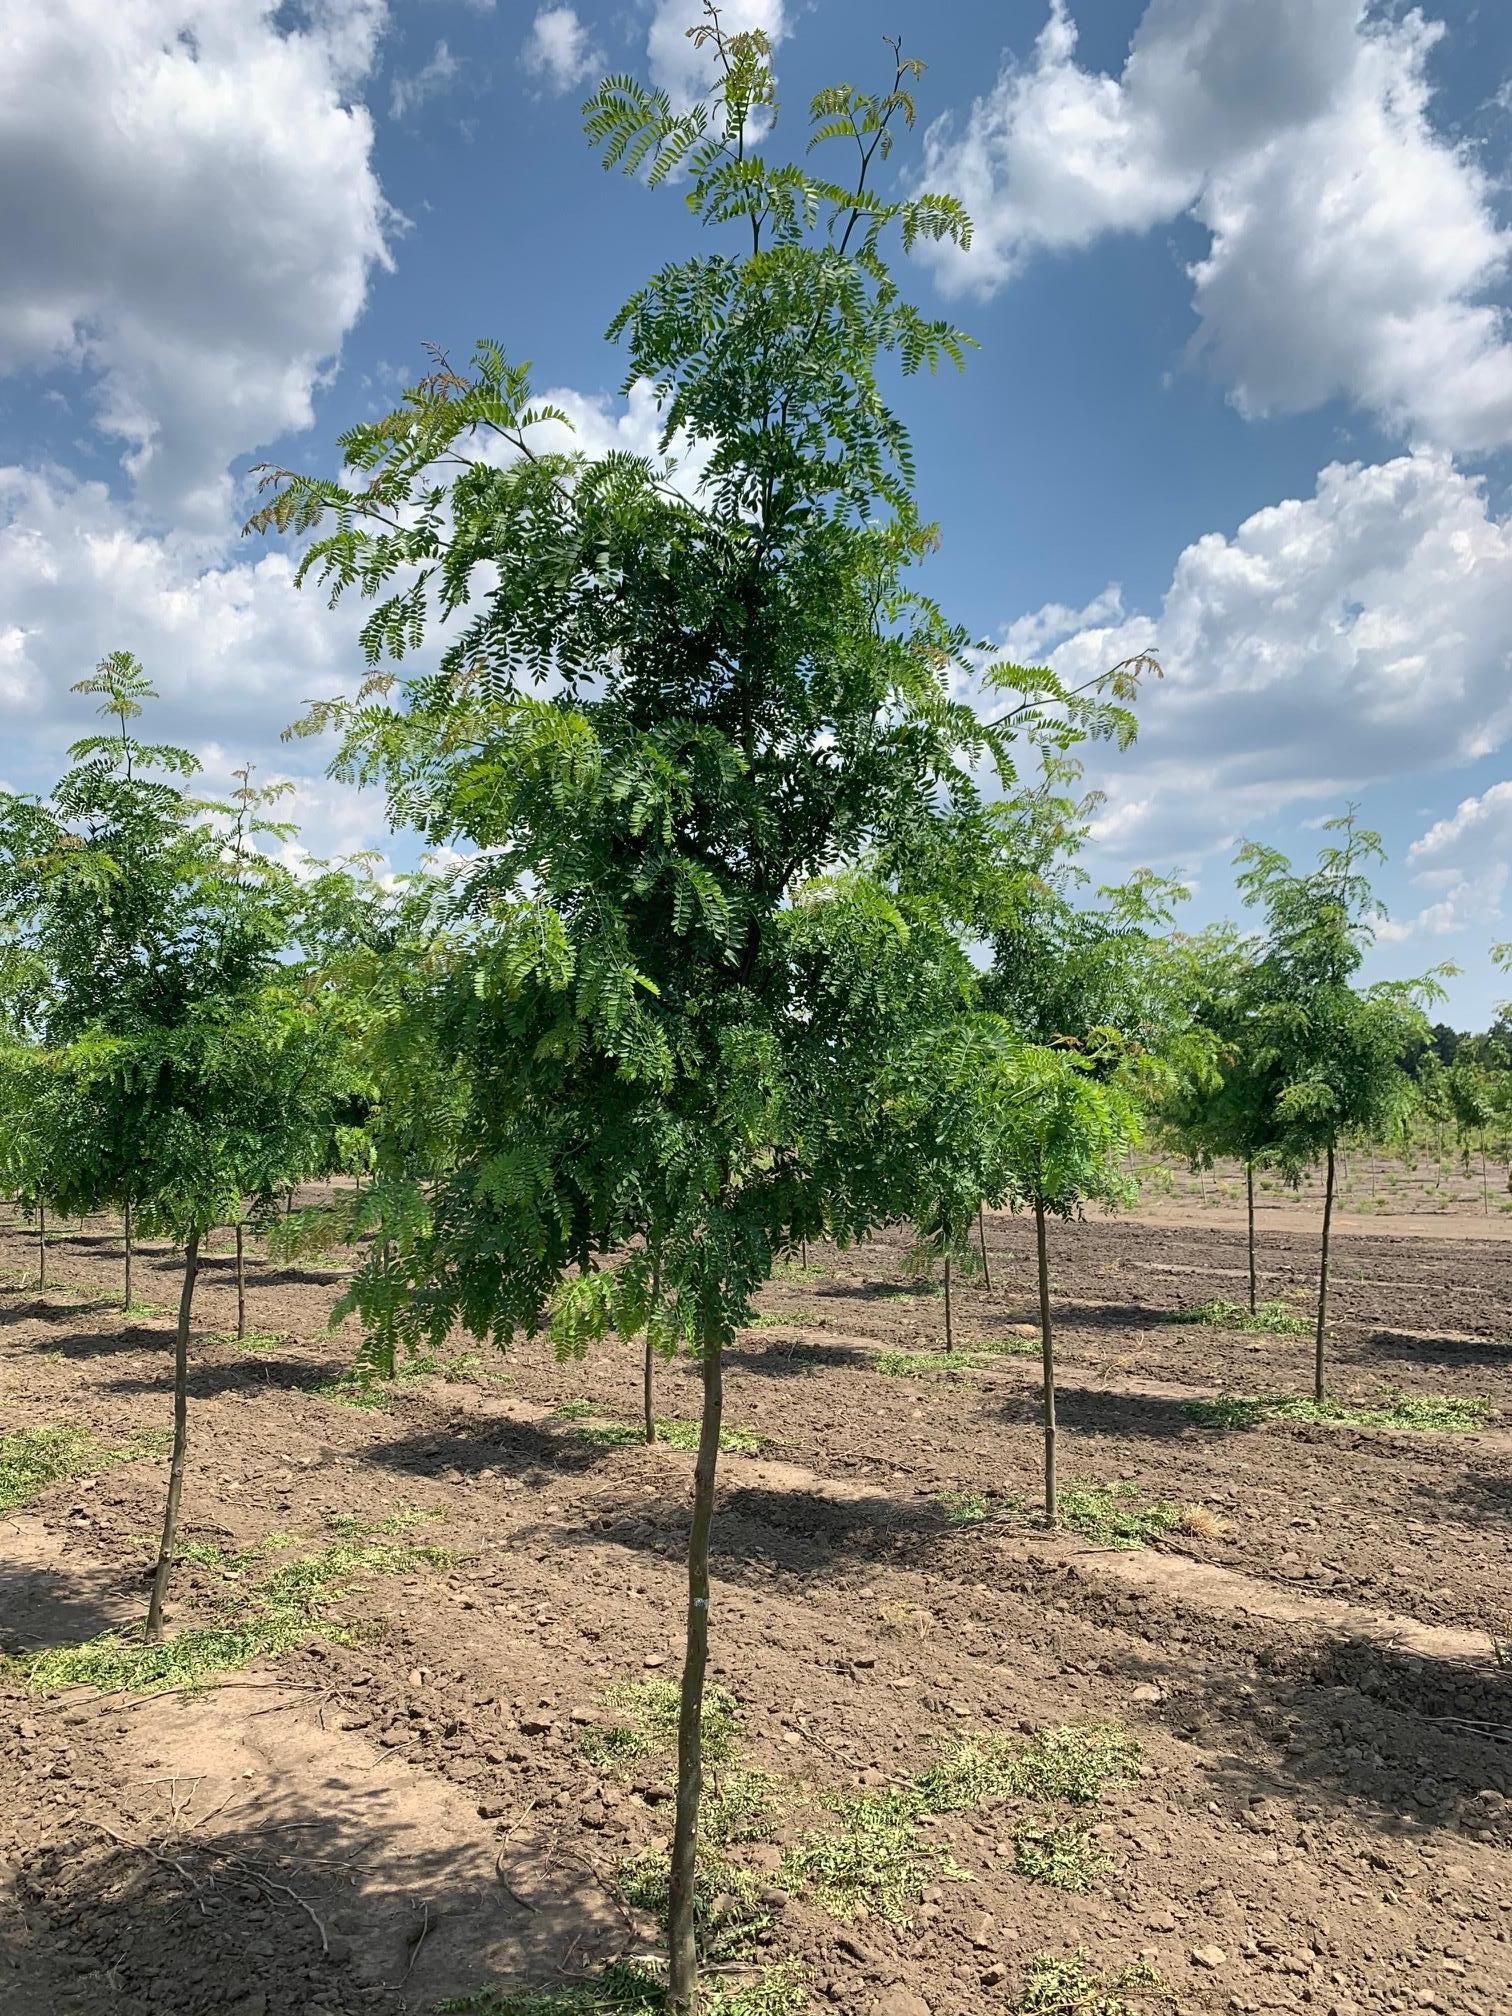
[{"left": 1, "top": 1200, "right": 1508, "bottom": 2016}]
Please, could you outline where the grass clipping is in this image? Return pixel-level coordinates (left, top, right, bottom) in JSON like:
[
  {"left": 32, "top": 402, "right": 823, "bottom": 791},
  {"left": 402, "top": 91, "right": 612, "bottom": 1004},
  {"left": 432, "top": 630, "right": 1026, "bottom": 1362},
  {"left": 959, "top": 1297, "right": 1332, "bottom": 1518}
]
[
  {"left": 5, "top": 1533, "right": 452, "bottom": 1695},
  {"left": 1189, "top": 1390, "right": 1490, "bottom": 1433},
  {"left": 782, "top": 1721, "right": 1140, "bottom": 1923}
]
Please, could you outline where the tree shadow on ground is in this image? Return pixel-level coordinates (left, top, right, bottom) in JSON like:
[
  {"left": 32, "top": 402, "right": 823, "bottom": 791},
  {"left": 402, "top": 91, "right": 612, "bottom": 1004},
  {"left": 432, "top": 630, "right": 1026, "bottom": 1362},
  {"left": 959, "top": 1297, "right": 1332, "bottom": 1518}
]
[
  {"left": 6, "top": 1314, "right": 159, "bottom": 1356},
  {"left": 1413, "top": 1463, "right": 1512, "bottom": 1524},
  {"left": 1, "top": 1689, "right": 625, "bottom": 2014},
  {"left": 989, "top": 1384, "right": 1209, "bottom": 1442},
  {"left": 97, "top": 1354, "right": 344, "bottom": 1401},
  {"left": 725, "top": 1338, "right": 874, "bottom": 1379},
  {"left": 1361, "top": 1328, "right": 1512, "bottom": 1370},
  {"left": 360, "top": 1412, "right": 649, "bottom": 1483},
  {"left": 541, "top": 1481, "right": 1509, "bottom": 1847},
  {"left": 0, "top": 1526, "right": 142, "bottom": 1654}
]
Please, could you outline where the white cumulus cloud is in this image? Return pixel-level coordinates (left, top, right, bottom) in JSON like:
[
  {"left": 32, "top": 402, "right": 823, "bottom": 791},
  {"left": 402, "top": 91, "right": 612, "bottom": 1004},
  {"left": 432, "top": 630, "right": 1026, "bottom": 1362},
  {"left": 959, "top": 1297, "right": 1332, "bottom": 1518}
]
[
  {"left": 920, "top": 0, "right": 1512, "bottom": 452},
  {"left": 994, "top": 449, "right": 1512, "bottom": 868},
  {"left": 0, "top": 0, "right": 392, "bottom": 525},
  {"left": 521, "top": 7, "right": 603, "bottom": 94}
]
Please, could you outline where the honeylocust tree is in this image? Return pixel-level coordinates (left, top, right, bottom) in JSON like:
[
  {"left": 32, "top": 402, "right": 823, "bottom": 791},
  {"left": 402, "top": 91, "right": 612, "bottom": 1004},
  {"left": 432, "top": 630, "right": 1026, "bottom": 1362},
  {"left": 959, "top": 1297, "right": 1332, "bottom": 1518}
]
[
  {"left": 995, "top": 1046, "right": 1137, "bottom": 1524},
  {"left": 0, "top": 658, "right": 349, "bottom": 1639},
  {"left": 1156, "top": 927, "right": 1285, "bottom": 1311},
  {"left": 1236, "top": 816, "right": 1438, "bottom": 1400},
  {"left": 248, "top": 20, "right": 1141, "bottom": 2005}
]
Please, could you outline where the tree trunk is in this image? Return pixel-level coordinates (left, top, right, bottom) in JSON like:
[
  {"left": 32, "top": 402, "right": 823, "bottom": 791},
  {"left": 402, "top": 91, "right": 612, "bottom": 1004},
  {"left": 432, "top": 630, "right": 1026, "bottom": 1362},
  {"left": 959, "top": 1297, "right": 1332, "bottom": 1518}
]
[
  {"left": 37, "top": 1202, "right": 46, "bottom": 1290},
  {"left": 1245, "top": 1163, "right": 1257, "bottom": 1315},
  {"left": 800, "top": 1235, "right": 808, "bottom": 1270},
  {"left": 942, "top": 1249, "right": 953, "bottom": 1354},
  {"left": 1482, "top": 1136, "right": 1490, "bottom": 1215},
  {"left": 667, "top": 1331, "right": 724, "bottom": 2015},
  {"left": 1035, "top": 1197, "right": 1056, "bottom": 1528},
  {"left": 643, "top": 1332, "right": 657, "bottom": 1444},
  {"left": 1314, "top": 1144, "right": 1335, "bottom": 1404},
  {"left": 146, "top": 1231, "right": 200, "bottom": 1644},
  {"left": 123, "top": 1203, "right": 133, "bottom": 1311},
  {"left": 977, "top": 1205, "right": 992, "bottom": 1293},
  {"left": 235, "top": 1221, "right": 246, "bottom": 1341}
]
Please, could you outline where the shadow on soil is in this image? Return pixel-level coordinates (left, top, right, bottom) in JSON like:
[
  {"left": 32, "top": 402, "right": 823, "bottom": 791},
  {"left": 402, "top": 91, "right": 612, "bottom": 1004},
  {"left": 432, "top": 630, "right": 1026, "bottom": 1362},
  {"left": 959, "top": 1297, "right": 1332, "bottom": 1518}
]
[
  {"left": 0, "top": 1735, "right": 623, "bottom": 2016},
  {"left": 725, "top": 1338, "right": 874, "bottom": 1379},
  {"left": 361, "top": 1413, "right": 648, "bottom": 1483},
  {"left": 1363, "top": 1328, "right": 1512, "bottom": 1370}
]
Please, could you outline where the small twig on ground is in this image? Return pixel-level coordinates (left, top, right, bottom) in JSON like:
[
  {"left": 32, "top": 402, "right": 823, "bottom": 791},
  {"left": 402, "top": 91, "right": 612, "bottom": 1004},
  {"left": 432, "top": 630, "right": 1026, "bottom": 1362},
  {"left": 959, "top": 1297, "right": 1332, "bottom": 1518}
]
[
  {"left": 404, "top": 1901, "right": 431, "bottom": 1980},
  {"left": 218, "top": 1853, "right": 329, "bottom": 1953},
  {"left": 84, "top": 1819, "right": 209, "bottom": 1917}
]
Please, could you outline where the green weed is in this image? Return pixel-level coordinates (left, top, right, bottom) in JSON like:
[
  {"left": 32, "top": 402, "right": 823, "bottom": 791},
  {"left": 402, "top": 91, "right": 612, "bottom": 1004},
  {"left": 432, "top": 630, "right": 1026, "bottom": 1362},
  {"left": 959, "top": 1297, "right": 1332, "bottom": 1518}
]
[
  {"left": 1056, "top": 1483, "right": 1182, "bottom": 1548},
  {"left": 780, "top": 1785, "right": 950, "bottom": 1925},
  {"left": 783, "top": 1723, "right": 1137, "bottom": 1924},
  {"left": 937, "top": 1490, "right": 990, "bottom": 1524},
  {"left": 579, "top": 1678, "right": 739, "bottom": 1771},
  {"left": 1013, "top": 1816, "right": 1110, "bottom": 1892},
  {"left": 1176, "top": 1298, "right": 1308, "bottom": 1335},
  {"left": 565, "top": 1414, "right": 764, "bottom": 1455},
  {"left": 617, "top": 1847, "right": 770, "bottom": 1964},
  {"left": 877, "top": 1335, "right": 1035, "bottom": 1379},
  {"left": 1189, "top": 1391, "right": 1490, "bottom": 1433},
  {"left": 437, "top": 1962, "right": 805, "bottom": 2016},
  {"left": 652, "top": 1418, "right": 765, "bottom": 1455},
  {"left": 0, "top": 1423, "right": 164, "bottom": 1514},
  {"left": 5, "top": 1537, "right": 451, "bottom": 1695},
  {"left": 1017, "top": 1954, "right": 1170, "bottom": 2015}
]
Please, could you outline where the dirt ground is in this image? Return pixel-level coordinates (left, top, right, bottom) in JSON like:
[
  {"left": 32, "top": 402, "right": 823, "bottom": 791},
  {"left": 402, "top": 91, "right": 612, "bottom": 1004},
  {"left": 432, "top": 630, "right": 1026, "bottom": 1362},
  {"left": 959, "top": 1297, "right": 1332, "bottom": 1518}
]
[{"left": 1, "top": 1196, "right": 1508, "bottom": 2016}]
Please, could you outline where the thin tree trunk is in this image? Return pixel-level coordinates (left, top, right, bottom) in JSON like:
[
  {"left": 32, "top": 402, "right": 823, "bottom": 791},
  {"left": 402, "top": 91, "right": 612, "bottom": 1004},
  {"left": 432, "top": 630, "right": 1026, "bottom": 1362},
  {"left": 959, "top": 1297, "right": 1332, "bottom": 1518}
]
[
  {"left": 1482, "top": 1136, "right": 1490, "bottom": 1215},
  {"left": 1314, "top": 1144, "right": 1335, "bottom": 1404},
  {"left": 235, "top": 1221, "right": 246, "bottom": 1341},
  {"left": 123, "top": 1203, "right": 134, "bottom": 1310},
  {"left": 800, "top": 1234, "right": 808, "bottom": 1269},
  {"left": 667, "top": 1331, "right": 724, "bottom": 2014},
  {"left": 977, "top": 1205, "right": 992, "bottom": 1293},
  {"left": 146, "top": 1230, "right": 200, "bottom": 1644},
  {"left": 1035, "top": 1197, "right": 1056, "bottom": 1528},
  {"left": 644, "top": 1257, "right": 660, "bottom": 1444},
  {"left": 1245, "top": 1163, "right": 1257, "bottom": 1315},
  {"left": 942, "top": 1249, "right": 953, "bottom": 1353},
  {"left": 37, "top": 1203, "right": 46, "bottom": 1290}
]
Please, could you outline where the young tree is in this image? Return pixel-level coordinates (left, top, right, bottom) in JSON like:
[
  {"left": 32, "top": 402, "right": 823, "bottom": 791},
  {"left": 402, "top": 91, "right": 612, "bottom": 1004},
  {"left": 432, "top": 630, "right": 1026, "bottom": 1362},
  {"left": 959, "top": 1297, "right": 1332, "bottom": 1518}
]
[
  {"left": 0, "top": 658, "right": 350, "bottom": 1640},
  {"left": 996, "top": 1045, "right": 1137, "bottom": 1524},
  {"left": 249, "top": 21, "right": 1143, "bottom": 2005},
  {"left": 1236, "top": 815, "right": 1439, "bottom": 1400},
  {"left": 1156, "top": 926, "right": 1284, "bottom": 1312}
]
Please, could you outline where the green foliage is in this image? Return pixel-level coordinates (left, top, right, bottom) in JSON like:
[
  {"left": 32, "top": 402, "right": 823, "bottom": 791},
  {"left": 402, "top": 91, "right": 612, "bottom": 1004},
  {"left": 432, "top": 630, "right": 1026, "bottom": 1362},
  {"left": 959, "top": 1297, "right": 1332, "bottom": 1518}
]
[
  {"left": 1017, "top": 1955, "right": 1170, "bottom": 2016},
  {"left": 780, "top": 1785, "right": 947, "bottom": 1925},
  {"left": 0, "top": 1423, "right": 161, "bottom": 1512},
  {"left": 1176, "top": 1298, "right": 1309, "bottom": 1335},
  {"left": 1055, "top": 1483, "right": 1182, "bottom": 1548},
  {"left": 6, "top": 1537, "right": 449, "bottom": 1694},
  {"left": 579, "top": 1678, "right": 740, "bottom": 1771},
  {"left": 1189, "top": 1391, "right": 1490, "bottom": 1433},
  {"left": 246, "top": 18, "right": 1154, "bottom": 1388},
  {"left": 1013, "top": 1816, "right": 1110, "bottom": 1892},
  {"left": 618, "top": 1847, "right": 770, "bottom": 1963},
  {"left": 937, "top": 1489, "right": 989, "bottom": 1523},
  {"left": 877, "top": 1332, "right": 1037, "bottom": 1378},
  {"left": 0, "top": 664, "right": 355, "bottom": 1241},
  {"left": 784, "top": 1722, "right": 1137, "bottom": 1923},
  {"left": 437, "top": 1963, "right": 806, "bottom": 2016}
]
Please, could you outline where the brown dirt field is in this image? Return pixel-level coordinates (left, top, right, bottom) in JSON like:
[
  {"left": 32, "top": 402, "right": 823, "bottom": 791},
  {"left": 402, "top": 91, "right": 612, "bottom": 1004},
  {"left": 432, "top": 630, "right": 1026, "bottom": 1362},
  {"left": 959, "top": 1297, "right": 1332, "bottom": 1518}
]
[{"left": 1, "top": 1202, "right": 1509, "bottom": 2016}]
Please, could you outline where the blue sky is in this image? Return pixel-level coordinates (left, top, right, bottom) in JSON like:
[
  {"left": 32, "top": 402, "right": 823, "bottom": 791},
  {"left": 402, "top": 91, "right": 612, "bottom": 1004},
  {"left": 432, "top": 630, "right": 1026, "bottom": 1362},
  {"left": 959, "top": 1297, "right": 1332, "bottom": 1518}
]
[{"left": 4, "top": 0, "right": 1512, "bottom": 1023}]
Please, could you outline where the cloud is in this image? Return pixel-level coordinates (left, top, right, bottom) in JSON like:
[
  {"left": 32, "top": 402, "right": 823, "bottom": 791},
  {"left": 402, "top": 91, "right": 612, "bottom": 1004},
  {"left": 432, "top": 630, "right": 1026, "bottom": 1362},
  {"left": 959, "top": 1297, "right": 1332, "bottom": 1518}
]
[
  {"left": 647, "top": 0, "right": 786, "bottom": 109},
  {"left": 389, "top": 38, "right": 460, "bottom": 120},
  {"left": 521, "top": 7, "right": 603, "bottom": 94},
  {"left": 0, "top": 375, "right": 710, "bottom": 854},
  {"left": 0, "top": 0, "right": 392, "bottom": 525},
  {"left": 919, "top": 0, "right": 1512, "bottom": 452},
  {"left": 993, "top": 449, "right": 1512, "bottom": 868},
  {"left": 1373, "top": 781, "right": 1512, "bottom": 947}
]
